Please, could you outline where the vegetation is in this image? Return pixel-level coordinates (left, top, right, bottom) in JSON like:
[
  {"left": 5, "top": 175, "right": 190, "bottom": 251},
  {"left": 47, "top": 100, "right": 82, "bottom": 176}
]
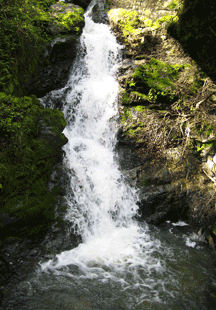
[
  {"left": 0, "top": 0, "right": 79, "bottom": 237},
  {"left": 109, "top": 8, "right": 141, "bottom": 37},
  {"left": 0, "top": 0, "right": 84, "bottom": 96},
  {"left": 0, "top": 0, "right": 58, "bottom": 96},
  {"left": 49, "top": 2, "right": 84, "bottom": 35},
  {"left": 109, "top": 0, "right": 216, "bottom": 232},
  {"left": 0, "top": 93, "right": 67, "bottom": 237},
  {"left": 131, "top": 59, "right": 184, "bottom": 102}
]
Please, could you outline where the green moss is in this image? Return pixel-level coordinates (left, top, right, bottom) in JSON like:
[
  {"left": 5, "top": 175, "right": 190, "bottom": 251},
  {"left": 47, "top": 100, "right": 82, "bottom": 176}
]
[
  {"left": 166, "top": 0, "right": 181, "bottom": 10},
  {"left": 50, "top": 4, "right": 84, "bottom": 33},
  {"left": 143, "top": 18, "right": 154, "bottom": 28},
  {"left": 153, "top": 15, "right": 179, "bottom": 30},
  {"left": 131, "top": 58, "right": 183, "bottom": 103},
  {"left": 195, "top": 142, "right": 214, "bottom": 153},
  {"left": 131, "top": 91, "right": 150, "bottom": 102},
  {"left": 0, "top": 0, "right": 57, "bottom": 95},
  {"left": 41, "top": 108, "right": 67, "bottom": 133},
  {"left": 126, "top": 128, "right": 136, "bottom": 137},
  {"left": 0, "top": 1, "right": 74, "bottom": 237},
  {"left": 121, "top": 90, "right": 130, "bottom": 104},
  {"left": 0, "top": 0, "right": 84, "bottom": 96},
  {"left": 0, "top": 93, "right": 67, "bottom": 237},
  {"left": 121, "top": 107, "right": 132, "bottom": 123},
  {"left": 108, "top": 9, "right": 141, "bottom": 38},
  {"left": 142, "top": 14, "right": 179, "bottom": 30},
  {"left": 134, "top": 106, "right": 147, "bottom": 113}
]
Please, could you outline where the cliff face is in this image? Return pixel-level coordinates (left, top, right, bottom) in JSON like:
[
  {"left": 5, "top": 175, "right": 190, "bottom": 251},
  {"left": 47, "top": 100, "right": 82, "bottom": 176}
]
[
  {"left": 108, "top": 0, "right": 216, "bottom": 243},
  {"left": 0, "top": 1, "right": 85, "bottom": 240}
]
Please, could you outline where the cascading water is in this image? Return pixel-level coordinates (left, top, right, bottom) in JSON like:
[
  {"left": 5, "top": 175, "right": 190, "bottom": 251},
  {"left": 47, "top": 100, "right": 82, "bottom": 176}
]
[
  {"left": 40, "top": 0, "right": 163, "bottom": 289},
  {"left": 1, "top": 1, "right": 216, "bottom": 309}
]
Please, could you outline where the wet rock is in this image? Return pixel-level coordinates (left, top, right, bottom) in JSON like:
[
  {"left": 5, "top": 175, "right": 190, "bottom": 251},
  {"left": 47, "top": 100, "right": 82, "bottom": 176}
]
[
  {"left": 27, "top": 2, "right": 85, "bottom": 97},
  {"left": 0, "top": 254, "right": 11, "bottom": 282},
  {"left": 47, "top": 163, "right": 71, "bottom": 197},
  {"left": 16, "top": 282, "right": 34, "bottom": 297},
  {"left": 91, "top": 2, "right": 109, "bottom": 24},
  {"left": 122, "top": 157, "right": 189, "bottom": 225},
  {"left": 27, "top": 36, "right": 78, "bottom": 98},
  {"left": 38, "top": 116, "right": 68, "bottom": 160}
]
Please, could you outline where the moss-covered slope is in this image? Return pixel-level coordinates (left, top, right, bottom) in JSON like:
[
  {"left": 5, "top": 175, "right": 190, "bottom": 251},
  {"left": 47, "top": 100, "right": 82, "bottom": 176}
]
[
  {"left": 0, "top": 0, "right": 84, "bottom": 96},
  {"left": 0, "top": 0, "right": 85, "bottom": 238},
  {"left": 0, "top": 93, "right": 68, "bottom": 238}
]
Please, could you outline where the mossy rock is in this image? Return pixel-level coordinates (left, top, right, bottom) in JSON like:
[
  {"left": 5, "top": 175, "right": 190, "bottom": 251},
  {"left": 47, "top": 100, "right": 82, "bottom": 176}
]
[
  {"left": 108, "top": 8, "right": 141, "bottom": 37},
  {"left": 125, "top": 58, "right": 184, "bottom": 105},
  {"left": 0, "top": 0, "right": 57, "bottom": 96},
  {"left": 0, "top": 93, "right": 67, "bottom": 238},
  {"left": 49, "top": 2, "right": 84, "bottom": 35},
  {"left": 0, "top": 0, "right": 84, "bottom": 97}
]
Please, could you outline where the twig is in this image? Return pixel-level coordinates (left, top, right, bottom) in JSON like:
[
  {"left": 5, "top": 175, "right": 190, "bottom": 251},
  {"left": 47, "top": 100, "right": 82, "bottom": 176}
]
[
  {"left": 195, "top": 92, "right": 216, "bottom": 110},
  {"left": 203, "top": 169, "right": 216, "bottom": 185}
]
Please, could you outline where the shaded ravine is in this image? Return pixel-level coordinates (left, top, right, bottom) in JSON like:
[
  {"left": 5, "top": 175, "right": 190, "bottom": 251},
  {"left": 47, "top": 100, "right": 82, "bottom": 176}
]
[{"left": 1, "top": 1, "right": 216, "bottom": 309}]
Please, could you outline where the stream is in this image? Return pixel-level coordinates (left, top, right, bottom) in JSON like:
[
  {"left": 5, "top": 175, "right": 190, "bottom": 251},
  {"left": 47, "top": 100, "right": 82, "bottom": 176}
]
[{"left": 1, "top": 1, "right": 216, "bottom": 309}]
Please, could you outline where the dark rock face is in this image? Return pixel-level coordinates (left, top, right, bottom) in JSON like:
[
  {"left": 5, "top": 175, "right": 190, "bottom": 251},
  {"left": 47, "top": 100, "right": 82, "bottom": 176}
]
[
  {"left": 0, "top": 2, "right": 86, "bottom": 302},
  {"left": 118, "top": 144, "right": 190, "bottom": 226},
  {"left": 27, "top": 2, "right": 85, "bottom": 98},
  {"left": 91, "top": 2, "right": 109, "bottom": 24},
  {"left": 176, "top": 0, "right": 216, "bottom": 83},
  {"left": 65, "top": 0, "right": 91, "bottom": 11},
  {"left": 27, "top": 36, "right": 81, "bottom": 98},
  {"left": 28, "top": 38, "right": 74, "bottom": 97}
]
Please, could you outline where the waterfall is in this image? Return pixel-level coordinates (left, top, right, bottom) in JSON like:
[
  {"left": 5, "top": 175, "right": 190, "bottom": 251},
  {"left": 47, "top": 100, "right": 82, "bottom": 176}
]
[
  {"left": 0, "top": 3, "right": 213, "bottom": 309},
  {"left": 40, "top": 0, "right": 163, "bottom": 297}
]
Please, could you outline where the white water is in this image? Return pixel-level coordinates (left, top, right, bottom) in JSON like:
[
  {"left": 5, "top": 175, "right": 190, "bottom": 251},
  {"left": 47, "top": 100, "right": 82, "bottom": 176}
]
[{"left": 40, "top": 0, "right": 163, "bottom": 298}]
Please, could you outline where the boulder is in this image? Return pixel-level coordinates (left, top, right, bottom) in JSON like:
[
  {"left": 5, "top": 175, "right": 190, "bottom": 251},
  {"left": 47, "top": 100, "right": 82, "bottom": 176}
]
[
  {"left": 27, "top": 2, "right": 85, "bottom": 97},
  {"left": 48, "top": 3, "right": 84, "bottom": 36}
]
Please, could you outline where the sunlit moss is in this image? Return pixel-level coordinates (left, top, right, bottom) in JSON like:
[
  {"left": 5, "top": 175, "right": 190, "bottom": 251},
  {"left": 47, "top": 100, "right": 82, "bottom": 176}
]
[
  {"left": 131, "top": 91, "right": 150, "bottom": 102},
  {"left": 126, "top": 128, "right": 136, "bottom": 137},
  {"left": 108, "top": 8, "right": 141, "bottom": 37},
  {"left": 131, "top": 58, "right": 183, "bottom": 103},
  {"left": 166, "top": 0, "right": 181, "bottom": 10},
  {"left": 153, "top": 15, "right": 179, "bottom": 29},
  {"left": 134, "top": 106, "right": 147, "bottom": 113},
  {"left": 50, "top": 4, "right": 84, "bottom": 32},
  {"left": 143, "top": 18, "right": 154, "bottom": 27},
  {"left": 121, "top": 107, "right": 132, "bottom": 123}
]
